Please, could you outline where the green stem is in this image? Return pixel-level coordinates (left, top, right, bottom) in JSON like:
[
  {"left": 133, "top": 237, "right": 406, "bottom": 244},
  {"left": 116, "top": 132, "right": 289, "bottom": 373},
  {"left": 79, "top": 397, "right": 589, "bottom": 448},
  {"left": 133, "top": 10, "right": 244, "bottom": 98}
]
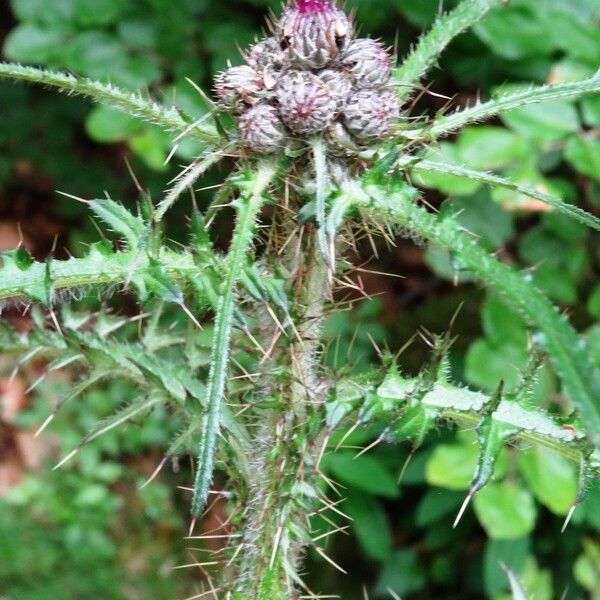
[
  {"left": 192, "top": 161, "right": 278, "bottom": 516},
  {"left": 155, "top": 149, "right": 229, "bottom": 222},
  {"left": 311, "top": 137, "right": 331, "bottom": 268},
  {"left": 357, "top": 182, "right": 600, "bottom": 450}
]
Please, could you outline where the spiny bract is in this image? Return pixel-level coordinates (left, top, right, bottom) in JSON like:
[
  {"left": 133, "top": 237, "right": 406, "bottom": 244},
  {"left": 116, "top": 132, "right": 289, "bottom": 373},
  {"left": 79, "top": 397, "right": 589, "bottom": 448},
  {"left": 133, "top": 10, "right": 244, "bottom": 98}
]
[{"left": 214, "top": 0, "right": 399, "bottom": 154}]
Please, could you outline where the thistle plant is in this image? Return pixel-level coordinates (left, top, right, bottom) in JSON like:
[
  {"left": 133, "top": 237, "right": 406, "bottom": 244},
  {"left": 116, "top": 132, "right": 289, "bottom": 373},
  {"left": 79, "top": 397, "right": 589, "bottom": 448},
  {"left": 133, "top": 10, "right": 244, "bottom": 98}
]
[{"left": 1, "top": 0, "right": 600, "bottom": 597}]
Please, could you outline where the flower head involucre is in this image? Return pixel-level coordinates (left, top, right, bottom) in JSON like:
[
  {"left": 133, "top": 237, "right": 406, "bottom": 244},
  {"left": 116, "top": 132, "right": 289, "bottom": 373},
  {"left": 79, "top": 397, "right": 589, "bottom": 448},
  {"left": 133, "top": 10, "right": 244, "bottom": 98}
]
[
  {"left": 276, "top": 70, "right": 336, "bottom": 134},
  {"left": 340, "top": 38, "right": 393, "bottom": 89},
  {"left": 239, "top": 103, "right": 288, "bottom": 153},
  {"left": 215, "top": 65, "right": 264, "bottom": 114},
  {"left": 343, "top": 88, "right": 400, "bottom": 142},
  {"left": 277, "top": 0, "right": 353, "bottom": 69}
]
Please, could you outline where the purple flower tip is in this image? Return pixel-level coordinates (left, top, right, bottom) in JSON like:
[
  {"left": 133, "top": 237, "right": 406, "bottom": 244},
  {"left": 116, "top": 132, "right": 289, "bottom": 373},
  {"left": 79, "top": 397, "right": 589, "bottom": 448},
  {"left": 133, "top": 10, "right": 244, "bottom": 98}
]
[{"left": 297, "top": 0, "right": 333, "bottom": 14}]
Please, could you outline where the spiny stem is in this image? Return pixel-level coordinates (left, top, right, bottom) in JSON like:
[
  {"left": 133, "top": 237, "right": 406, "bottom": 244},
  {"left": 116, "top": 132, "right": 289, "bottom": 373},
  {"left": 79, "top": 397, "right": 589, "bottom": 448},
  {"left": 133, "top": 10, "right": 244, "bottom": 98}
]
[
  {"left": 0, "top": 248, "right": 198, "bottom": 304},
  {"left": 192, "top": 160, "right": 278, "bottom": 516},
  {"left": 394, "top": 0, "right": 505, "bottom": 104},
  {"left": 311, "top": 137, "right": 332, "bottom": 271},
  {"left": 235, "top": 237, "right": 331, "bottom": 598},
  {"left": 0, "top": 62, "right": 220, "bottom": 143}
]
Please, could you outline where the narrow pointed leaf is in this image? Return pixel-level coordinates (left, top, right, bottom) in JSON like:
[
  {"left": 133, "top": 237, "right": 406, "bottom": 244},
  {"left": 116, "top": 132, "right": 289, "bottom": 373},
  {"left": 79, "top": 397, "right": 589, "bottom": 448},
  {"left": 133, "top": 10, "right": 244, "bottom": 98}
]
[
  {"left": 409, "top": 159, "right": 600, "bottom": 232},
  {"left": 0, "top": 62, "right": 219, "bottom": 142},
  {"left": 192, "top": 160, "right": 278, "bottom": 516},
  {"left": 416, "top": 75, "right": 600, "bottom": 140},
  {"left": 89, "top": 199, "right": 145, "bottom": 250},
  {"left": 394, "top": 0, "right": 505, "bottom": 103}
]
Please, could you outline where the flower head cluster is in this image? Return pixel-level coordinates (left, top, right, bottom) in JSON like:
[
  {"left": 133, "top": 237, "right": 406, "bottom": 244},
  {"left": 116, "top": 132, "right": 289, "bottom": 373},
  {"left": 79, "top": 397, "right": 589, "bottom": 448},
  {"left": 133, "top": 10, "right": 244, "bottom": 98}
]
[{"left": 214, "top": 0, "right": 400, "bottom": 155}]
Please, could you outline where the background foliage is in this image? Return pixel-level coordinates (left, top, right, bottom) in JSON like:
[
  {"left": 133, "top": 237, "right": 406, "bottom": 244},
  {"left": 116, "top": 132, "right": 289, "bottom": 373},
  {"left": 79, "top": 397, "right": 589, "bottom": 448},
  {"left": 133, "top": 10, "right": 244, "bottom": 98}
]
[{"left": 0, "top": 0, "right": 599, "bottom": 598}]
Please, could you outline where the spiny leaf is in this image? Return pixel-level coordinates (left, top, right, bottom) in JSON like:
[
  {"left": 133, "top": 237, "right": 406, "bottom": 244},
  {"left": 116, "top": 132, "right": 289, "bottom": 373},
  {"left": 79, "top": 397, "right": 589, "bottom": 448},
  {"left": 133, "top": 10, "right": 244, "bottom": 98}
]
[
  {"left": 54, "top": 395, "right": 161, "bottom": 470},
  {"left": 408, "top": 159, "right": 600, "bottom": 232},
  {"left": 360, "top": 179, "right": 600, "bottom": 451},
  {"left": 36, "top": 367, "right": 123, "bottom": 437},
  {"left": 412, "top": 74, "right": 600, "bottom": 140},
  {"left": 0, "top": 244, "right": 205, "bottom": 306},
  {"left": 394, "top": 0, "right": 505, "bottom": 103},
  {"left": 329, "top": 360, "right": 599, "bottom": 492},
  {"left": 89, "top": 198, "right": 145, "bottom": 250},
  {"left": 0, "top": 62, "right": 219, "bottom": 142}
]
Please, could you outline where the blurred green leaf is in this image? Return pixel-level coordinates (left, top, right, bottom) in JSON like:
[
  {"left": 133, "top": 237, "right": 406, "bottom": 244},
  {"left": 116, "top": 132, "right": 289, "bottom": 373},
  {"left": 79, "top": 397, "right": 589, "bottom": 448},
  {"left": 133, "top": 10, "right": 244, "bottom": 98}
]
[
  {"left": 457, "top": 126, "right": 528, "bottom": 170},
  {"left": 518, "top": 446, "right": 578, "bottom": 516},
  {"left": 482, "top": 295, "right": 526, "bottom": 348},
  {"left": 416, "top": 143, "right": 481, "bottom": 196},
  {"left": 344, "top": 489, "right": 393, "bottom": 562},
  {"left": 374, "top": 550, "right": 426, "bottom": 598},
  {"left": 582, "top": 95, "right": 600, "bottom": 127},
  {"left": 474, "top": 6, "right": 554, "bottom": 59},
  {"left": 4, "top": 25, "right": 64, "bottom": 63},
  {"left": 85, "top": 106, "right": 141, "bottom": 143},
  {"left": 392, "top": 0, "right": 442, "bottom": 28},
  {"left": 9, "top": 0, "right": 75, "bottom": 26},
  {"left": 565, "top": 136, "right": 600, "bottom": 183},
  {"left": 484, "top": 537, "right": 530, "bottom": 596},
  {"left": 416, "top": 489, "right": 465, "bottom": 527},
  {"left": 501, "top": 99, "right": 579, "bottom": 143},
  {"left": 425, "top": 442, "right": 478, "bottom": 491},
  {"left": 474, "top": 482, "right": 537, "bottom": 539},
  {"left": 582, "top": 480, "right": 600, "bottom": 531},
  {"left": 129, "top": 128, "right": 170, "bottom": 171},
  {"left": 574, "top": 539, "right": 600, "bottom": 600},
  {"left": 325, "top": 451, "right": 400, "bottom": 498},
  {"left": 501, "top": 563, "right": 530, "bottom": 600},
  {"left": 73, "top": 0, "right": 127, "bottom": 26},
  {"left": 543, "top": 10, "right": 600, "bottom": 63},
  {"left": 466, "top": 338, "right": 527, "bottom": 392},
  {"left": 440, "top": 193, "right": 515, "bottom": 250},
  {"left": 497, "top": 557, "right": 553, "bottom": 600}
]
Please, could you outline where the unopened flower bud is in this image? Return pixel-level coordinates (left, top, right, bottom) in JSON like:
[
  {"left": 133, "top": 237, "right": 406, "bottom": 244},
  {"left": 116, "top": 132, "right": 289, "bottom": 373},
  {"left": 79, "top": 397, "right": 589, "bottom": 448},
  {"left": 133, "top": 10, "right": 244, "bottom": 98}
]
[
  {"left": 277, "top": 0, "right": 353, "bottom": 69},
  {"left": 246, "top": 37, "right": 286, "bottom": 76},
  {"left": 317, "top": 69, "right": 352, "bottom": 112},
  {"left": 239, "top": 103, "right": 287, "bottom": 153},
  {"left": 214, "top": 65, "right": 264, "bottom": 114},
  {"left": 340, "top": 38, "right": 392, "bottom": 89},
  {"left": 343, "top": 88, "right": 400, "bottom": 142},
  {"left": 276, "top": 70, "right": 336, "bottom": 134}
]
